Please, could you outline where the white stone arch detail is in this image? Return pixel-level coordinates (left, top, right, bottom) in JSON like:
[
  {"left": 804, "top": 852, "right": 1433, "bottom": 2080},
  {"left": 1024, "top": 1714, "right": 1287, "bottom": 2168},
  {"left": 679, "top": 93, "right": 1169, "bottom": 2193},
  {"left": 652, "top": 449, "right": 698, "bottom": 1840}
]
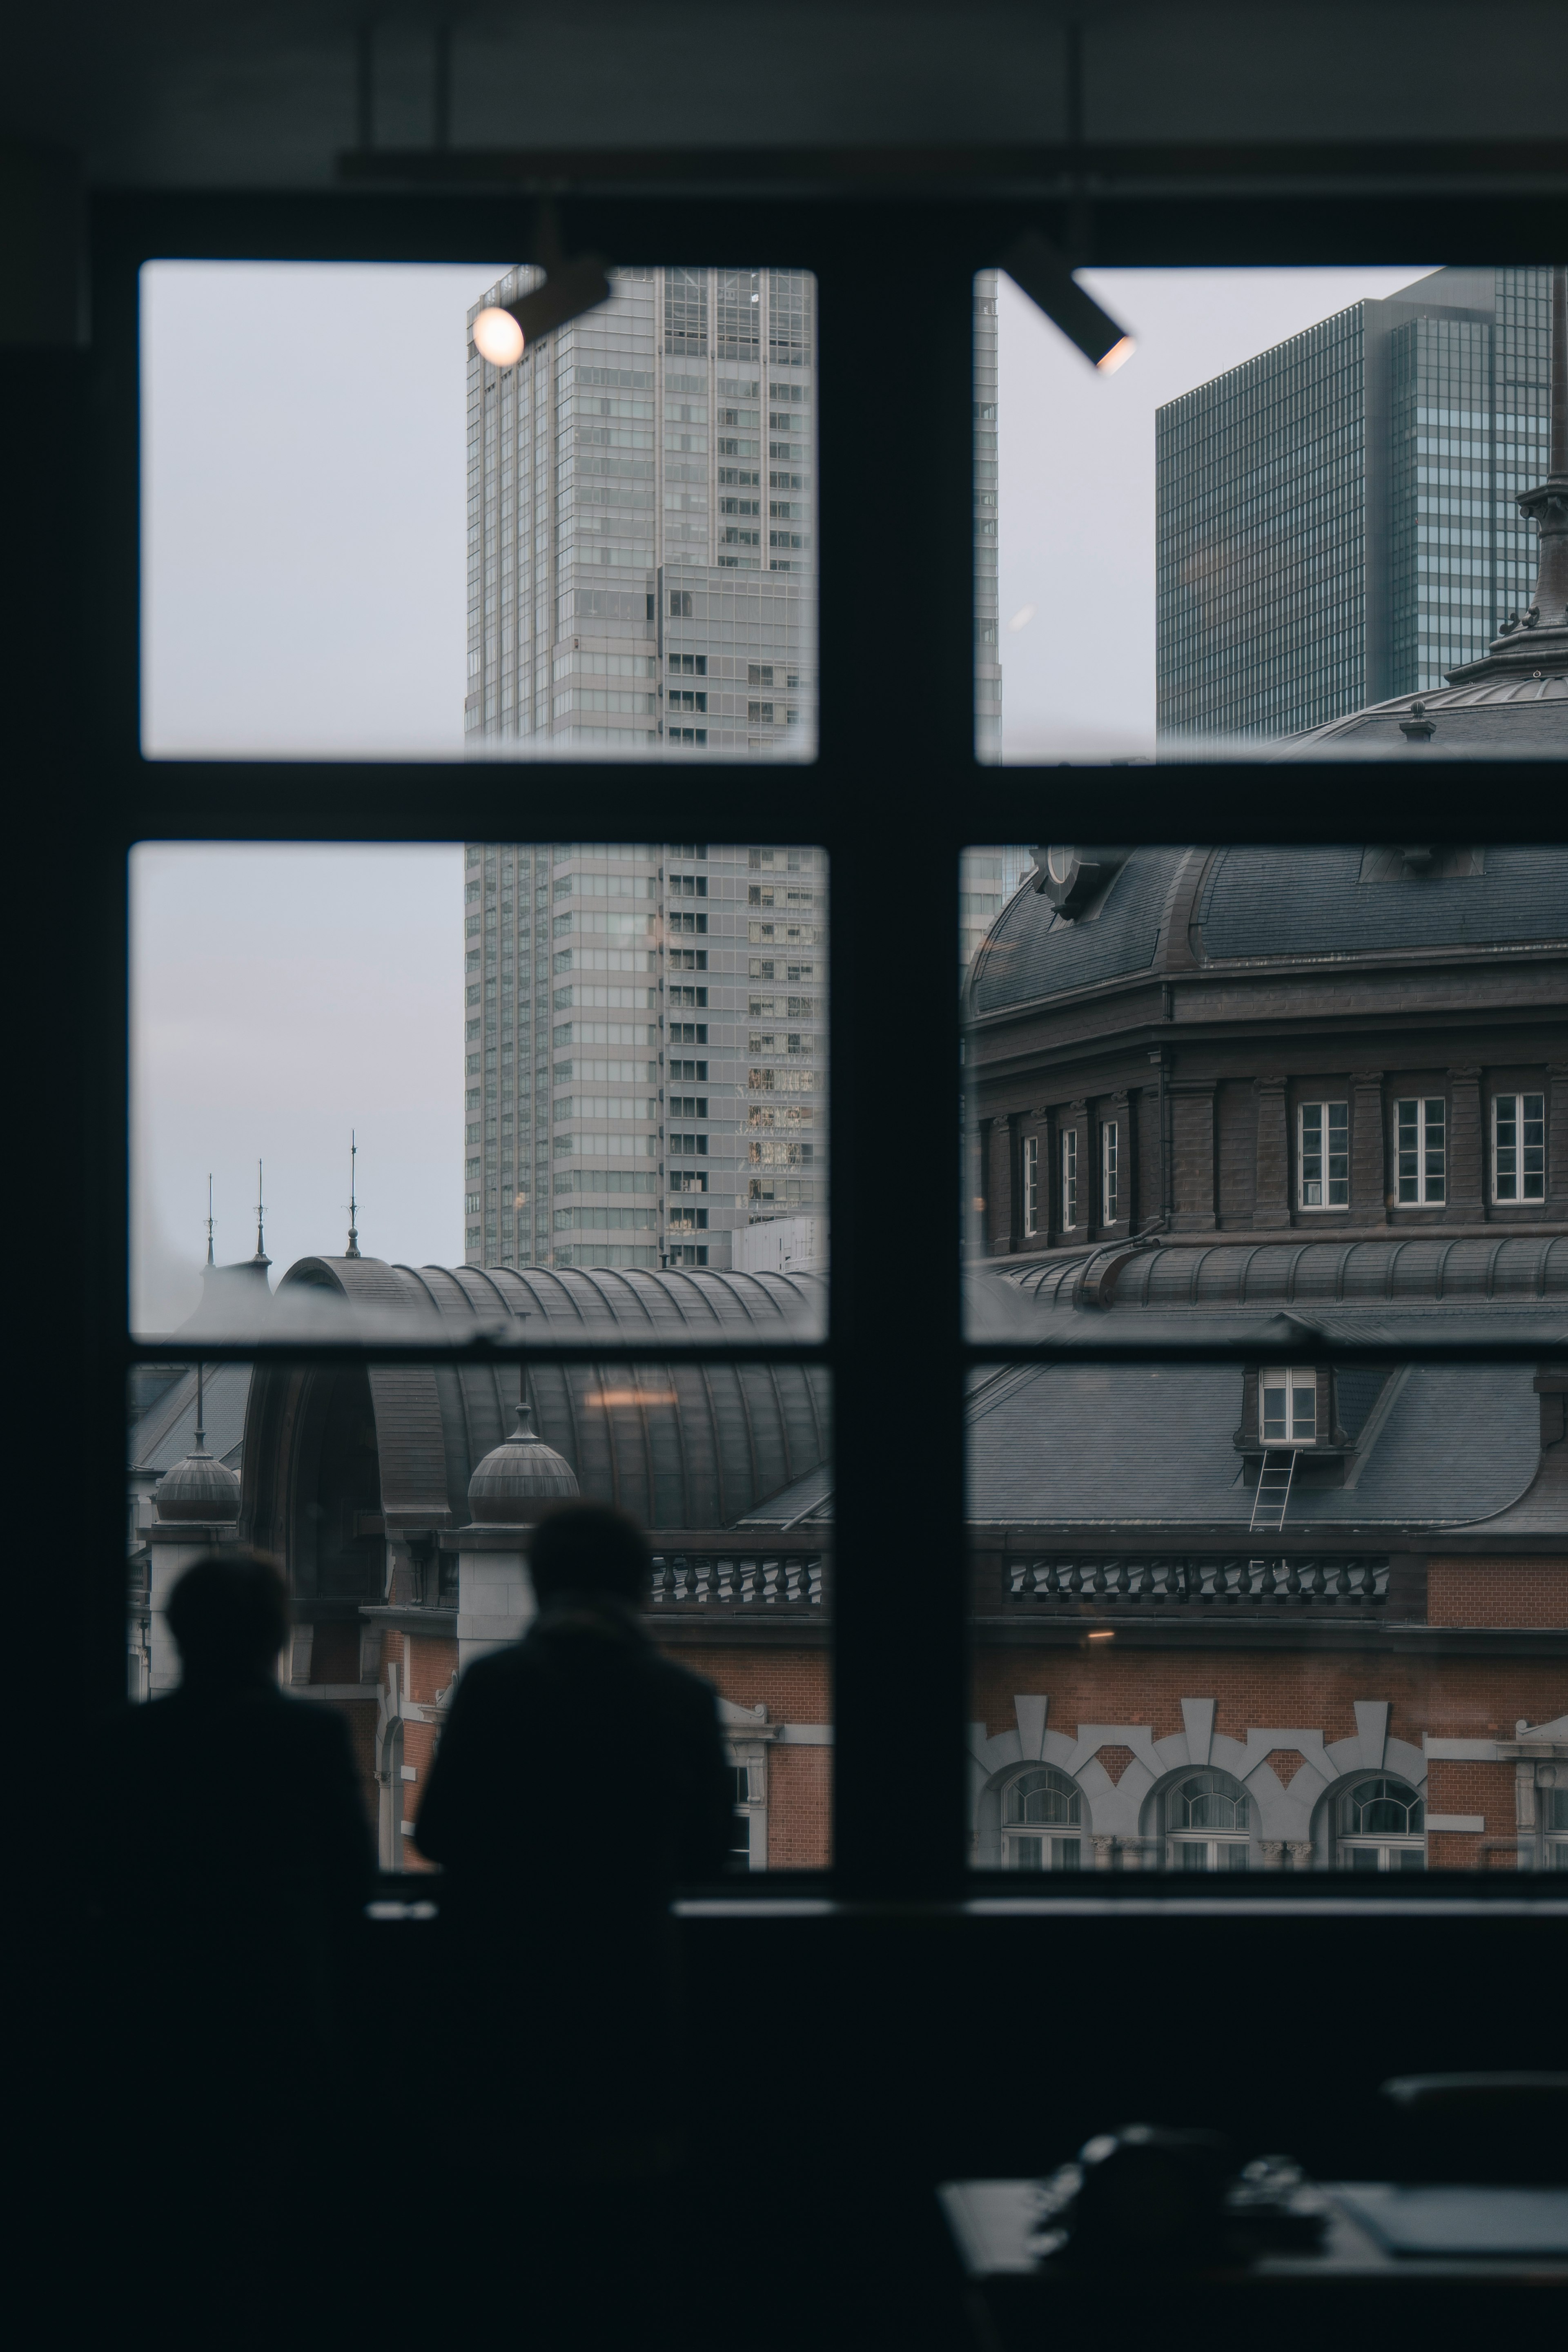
[{"left": 969, "top": 1703, "right": 1091, "bottom": 1864}]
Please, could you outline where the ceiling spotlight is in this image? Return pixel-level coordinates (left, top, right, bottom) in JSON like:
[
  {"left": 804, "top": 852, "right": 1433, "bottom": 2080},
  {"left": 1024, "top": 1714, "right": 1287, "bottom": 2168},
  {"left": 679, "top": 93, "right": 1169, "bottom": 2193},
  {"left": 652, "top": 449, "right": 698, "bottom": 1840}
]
[
  {"left": 473, "top": 307, "right": 525, "bottom": 367},
  {"left": 1009, "top": 604, "right": 1037, "bottom": 632},
  {"left": 503, "top": 252, "right": 614, "bottom": 347},
  {"left": 1000, "top": 230, "right": 1136, "bottom": 374}
]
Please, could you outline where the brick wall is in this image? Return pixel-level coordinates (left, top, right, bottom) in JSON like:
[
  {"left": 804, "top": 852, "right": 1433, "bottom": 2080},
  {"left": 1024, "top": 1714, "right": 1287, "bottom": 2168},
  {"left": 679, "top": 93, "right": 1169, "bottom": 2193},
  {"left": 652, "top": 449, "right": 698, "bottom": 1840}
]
[
  {"left": 1428, "top": 1557, "right": 1568, "bottom": 1627},
  {"left": 1427, "top": 1757, "right": 1519, "bottom": 1869},
  {"left": 970, "top": 1645, "right": 1567, "bottom": 1760},
  {"left": 666, "top": 1644, "right": 831, "bottom": 1867}
]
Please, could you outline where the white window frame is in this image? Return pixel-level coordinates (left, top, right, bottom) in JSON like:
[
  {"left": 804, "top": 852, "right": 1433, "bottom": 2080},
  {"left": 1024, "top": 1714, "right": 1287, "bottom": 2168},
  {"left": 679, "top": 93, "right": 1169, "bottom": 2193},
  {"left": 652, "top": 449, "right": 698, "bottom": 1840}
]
[
  {"left": 1394, "top": 1094, "right": 1446, "bottom": 1204},
  {"left": 1061, "top": 1129, "right": 1078, "bottom": 1230},
  {"left": 1000, "top": 1766, "right": 1084, "bottom": 1871},
  {"left": 1022, "top": 1132, "right": 1039, "bottom": 1237},
  {"left": 1492, "top": 1091, "right": 1546, "bottom": 1204},
  {"left": 1258, "top": 1365, "right": 1318, "bottom": 1446},
  {"left": 1164, "top": 1769, "right": 1251, "bottom": 1869},
  {"left": 1297, "top": 1098, "right": 1349, "bottom": 1209},
  {"left": 725, "top": 1751, "right": 767, "bottom": 1871},
  {"left": 1336, "top": 1775, "right": 1425, "bottom": 1871},
  {"left": 1100, "top": 1118, "right": 1118, "bottom": 1226}
]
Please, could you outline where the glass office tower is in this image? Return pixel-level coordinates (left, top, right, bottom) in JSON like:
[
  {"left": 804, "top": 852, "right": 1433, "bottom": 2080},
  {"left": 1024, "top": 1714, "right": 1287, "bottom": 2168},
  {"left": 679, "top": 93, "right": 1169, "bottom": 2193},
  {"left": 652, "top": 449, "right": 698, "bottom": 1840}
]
[{"left": 1156, "top": 266, "right": 1559, "bottom": 739}]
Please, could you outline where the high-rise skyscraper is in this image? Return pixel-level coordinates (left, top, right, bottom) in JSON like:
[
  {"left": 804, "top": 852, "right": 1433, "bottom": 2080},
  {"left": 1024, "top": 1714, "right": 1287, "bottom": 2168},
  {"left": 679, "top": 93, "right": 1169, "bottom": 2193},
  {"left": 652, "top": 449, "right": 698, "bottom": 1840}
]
[
  {"left": 462, "top": 838, "right": 825, "bottom": 1274},
  {"left": 466, "top": 265, "right": 815, "bottom": 751},
  {"left": 461, "top": 269, "right": 1007, "bottom": 1273},
  {"left": 1156, "top": 266, "right": 1561, "bottom": 739}
]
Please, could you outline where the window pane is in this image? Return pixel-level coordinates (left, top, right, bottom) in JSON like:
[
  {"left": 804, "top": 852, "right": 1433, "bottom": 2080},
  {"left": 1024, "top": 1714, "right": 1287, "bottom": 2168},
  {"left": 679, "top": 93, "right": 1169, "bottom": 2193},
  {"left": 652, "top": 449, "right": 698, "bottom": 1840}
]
[
  {"left": 981, "top": 263, "right": 1568, "bottom": 761},
  {"left": 963, "top": 839, "right": 1566, "bottom": 1877},
  {"left": 143, "top": 261, "right": 815, "bottom": 761},
  {"left": 131, "top": 841, "right": 826, "bottom": 1344},
  {"left": 129, "top": 1359, "right": 832, "bottom": 1871}
]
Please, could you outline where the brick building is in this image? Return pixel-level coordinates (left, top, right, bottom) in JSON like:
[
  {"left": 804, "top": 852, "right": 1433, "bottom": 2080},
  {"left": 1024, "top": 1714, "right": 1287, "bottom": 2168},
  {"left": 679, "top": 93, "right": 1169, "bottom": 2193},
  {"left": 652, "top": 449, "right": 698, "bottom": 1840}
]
[{"left": 962, "top": 837, "right": 1568, "bottom": 1869}]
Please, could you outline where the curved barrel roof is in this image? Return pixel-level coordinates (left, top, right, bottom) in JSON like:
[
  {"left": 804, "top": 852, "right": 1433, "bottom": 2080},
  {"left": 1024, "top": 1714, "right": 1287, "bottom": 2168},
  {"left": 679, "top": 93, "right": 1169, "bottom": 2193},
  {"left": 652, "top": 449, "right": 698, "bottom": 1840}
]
[{"left": 247, "top": 1257, "right": 831, "bottom": 1535}]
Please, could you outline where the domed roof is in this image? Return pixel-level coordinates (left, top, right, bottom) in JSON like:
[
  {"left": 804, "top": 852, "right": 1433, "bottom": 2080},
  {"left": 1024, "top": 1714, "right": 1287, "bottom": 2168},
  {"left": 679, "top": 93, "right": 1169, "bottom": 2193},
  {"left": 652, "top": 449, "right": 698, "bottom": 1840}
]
[
  {"left": 1280, "top": 668, "right": 1568, "bottom": 756},
  {"left": 466, "top": 1398, "right": 580, "bottom": 1523},
  {"left": 967, "top": 844, "right": 1568, "bottom": 1018},
  {"left": 155, "top": 1438, "right": 241, "bottom": 1523}
]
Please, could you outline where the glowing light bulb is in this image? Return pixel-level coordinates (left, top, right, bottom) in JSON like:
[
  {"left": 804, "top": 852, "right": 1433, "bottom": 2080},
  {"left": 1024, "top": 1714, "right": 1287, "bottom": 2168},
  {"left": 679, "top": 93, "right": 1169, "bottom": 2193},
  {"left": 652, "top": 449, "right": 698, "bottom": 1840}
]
[
  {"left": 1096, "top": 334, "right": 1136, "bottom": 375},
  {"left": 473, "top": 307, "right": 525, "bottom": 367}
]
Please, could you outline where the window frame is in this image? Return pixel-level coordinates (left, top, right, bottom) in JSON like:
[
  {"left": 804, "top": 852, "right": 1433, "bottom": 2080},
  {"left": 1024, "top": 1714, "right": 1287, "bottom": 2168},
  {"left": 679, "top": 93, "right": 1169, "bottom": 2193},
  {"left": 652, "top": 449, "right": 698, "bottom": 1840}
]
[
  {"left": 1100, "top": 1117, "right": 1119, "bottom": 1227},
  {"left": 1492, "top": 1089, "right": 1546, "bottom": 1204},
  {"left": 1000, "top": 1766, "right": 1084, "bottom": 1872},
  {"left": 1297, "top": 1098, "right": 1349, "bottom": 1210},
  {"left": 1394, "top": 1094, "right": 1447, "bottom": 1205},
  {"left": 1021, "top": 1131, "right": 1039, "bottom": 1238},
  {"left": 1061, "top": 1127, "right": 1078, "bottom": 1233},
  {"left": 1259, "top": 1365, "right": 1318, "bottom": 1446},
  {"left": 58, "top": 167, "right": 1568, "bottom": 1920}
]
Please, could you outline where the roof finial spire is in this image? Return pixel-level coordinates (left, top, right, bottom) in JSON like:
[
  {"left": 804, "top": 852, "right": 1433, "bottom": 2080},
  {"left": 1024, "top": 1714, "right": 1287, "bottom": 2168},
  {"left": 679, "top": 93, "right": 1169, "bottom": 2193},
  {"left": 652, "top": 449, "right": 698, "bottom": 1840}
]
[
  {"left": 194, "top": 1361, "right": 207, "bottom": 1454},
  {"left": 252, "top": 1158, "right": 270, "bottom": 1268},
  {"left": 346, "top": 1130, "right": 361, "bottom": 1258},
  {"left": 1518, "top": 259, "right": 1568, "bottom": 628},
  {"left": 206, "top": 1174, "right": 214, "bottom": 1267}
]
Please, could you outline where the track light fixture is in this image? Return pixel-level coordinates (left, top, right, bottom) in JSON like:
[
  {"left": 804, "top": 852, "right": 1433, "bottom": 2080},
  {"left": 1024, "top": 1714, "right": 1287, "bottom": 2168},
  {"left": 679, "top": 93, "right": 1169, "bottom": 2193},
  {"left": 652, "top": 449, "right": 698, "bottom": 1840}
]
[
  {"left": 1000, "top": 231, "right": 1136, "bottom": 373},
  {"left": 472, "top": 208, "right": 613, "bottom": 369}
]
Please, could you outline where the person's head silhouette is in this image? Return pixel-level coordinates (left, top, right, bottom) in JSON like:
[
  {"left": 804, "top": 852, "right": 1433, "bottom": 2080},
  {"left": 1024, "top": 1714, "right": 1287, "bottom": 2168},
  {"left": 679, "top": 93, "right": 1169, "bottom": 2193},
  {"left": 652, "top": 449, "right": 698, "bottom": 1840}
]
[
  {"left": 528, "top": 1502, "right": 651, "bottom": 1610},
  {"left": 166, "top": 1550, "right": 290, "bottom": 1689}
]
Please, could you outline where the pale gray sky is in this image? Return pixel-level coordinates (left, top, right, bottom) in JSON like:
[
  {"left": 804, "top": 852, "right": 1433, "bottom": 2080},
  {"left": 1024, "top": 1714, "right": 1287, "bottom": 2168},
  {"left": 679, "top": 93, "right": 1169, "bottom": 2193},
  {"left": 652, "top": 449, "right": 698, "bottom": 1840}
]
[{"left": 134, "top": 261, "right": 1438, "bottom": 1325}]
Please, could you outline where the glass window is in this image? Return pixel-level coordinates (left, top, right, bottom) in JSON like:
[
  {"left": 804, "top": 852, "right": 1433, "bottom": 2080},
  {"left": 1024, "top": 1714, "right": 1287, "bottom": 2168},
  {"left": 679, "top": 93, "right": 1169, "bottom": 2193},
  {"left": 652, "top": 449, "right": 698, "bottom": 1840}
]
[
  {"left": 1396, "top": 1097, "right": 1446, "bottom": 1204},
  {"left": 1100, "top": 1120, "right": 1119, "bottom": 1226},
  {"left": 142, "top": 260, "right": 816, "bottom": 763},
  {"left": 1001, "top": 1768, "right": 1082, "bottom": 1871},
  {"left": 1167, "top": 1771, "right": 1250, "bottom": 1869},
  {"left": 1338, "top": 1776, "right": 1426, "bottom": 1870},
  {"left": 1260, "top": 1368, "right": 1317, "bottom": 1446},
  {"left": 1298, "top": 1100, "right": 1349, "bottom": 1208},
  {"left": 982, "top": 262, "right": 1568, "bottom": 762},
  {"left": 1022, "top": 1134, "right": 1039, "bottom": 1237},
  {"left": 1493, "top": 1091, "right": 1546, "bottom": 1202},
  {"left": 1061, "top": 1130, "right": 1078, "bottom": 1231}
]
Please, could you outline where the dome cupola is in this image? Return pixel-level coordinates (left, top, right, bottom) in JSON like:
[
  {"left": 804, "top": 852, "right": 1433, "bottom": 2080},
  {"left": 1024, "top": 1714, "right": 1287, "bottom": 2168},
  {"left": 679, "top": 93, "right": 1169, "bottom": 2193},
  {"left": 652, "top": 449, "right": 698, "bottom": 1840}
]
[
  {"left": 155, "top": 1435, "right": 241, "bottom": 1524},
  {"left": 467, "top": 1397, "right": 579, "bottom": 1524}
]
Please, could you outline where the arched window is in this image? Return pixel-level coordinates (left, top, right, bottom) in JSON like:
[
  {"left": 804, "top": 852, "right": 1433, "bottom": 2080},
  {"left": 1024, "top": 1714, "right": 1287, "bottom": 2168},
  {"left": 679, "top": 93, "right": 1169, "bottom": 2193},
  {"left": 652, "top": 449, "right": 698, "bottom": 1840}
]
[
  {"left": 1001, "top": 1767, "right": 1082, "bottom": 1871},
  {"left": 1164, "top": 1769, "right": 1250, "bottom": 1870},
  {"left": 1337, "top": 1776, "right": 1425, "bottom": 1871}
]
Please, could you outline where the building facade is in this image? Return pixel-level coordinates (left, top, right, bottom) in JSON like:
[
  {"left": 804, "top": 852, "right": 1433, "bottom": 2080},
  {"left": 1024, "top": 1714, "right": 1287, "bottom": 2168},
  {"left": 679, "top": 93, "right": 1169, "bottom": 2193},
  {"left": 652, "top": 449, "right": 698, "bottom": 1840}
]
[
  {"left": 1156, "top": 265, "right": 1561, "bottom": 738},
  {"left": 466, "top": 264, "right": 816, "bottom": 753},
  {"left": 961, "top": 842, "right": 1568, "bottom": 1869},
  {"left": 462, "top": 837, "right": 826, "bottom": 1271}
]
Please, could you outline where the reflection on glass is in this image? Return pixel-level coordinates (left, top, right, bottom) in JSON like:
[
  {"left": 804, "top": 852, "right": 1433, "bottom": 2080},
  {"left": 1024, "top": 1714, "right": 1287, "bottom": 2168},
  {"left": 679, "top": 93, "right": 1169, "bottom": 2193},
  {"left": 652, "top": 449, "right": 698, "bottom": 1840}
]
[
  {"left": 963, "top": 839, "right": 1568, "bottom": 1872},
  {"left": 983, "top": 261, "right": 1568, "bottom": 761},
  {"left": 129, "top": 1361, "right": 833, "bottom": 1869},
  {"left": 131, "top": 841, "right": 827, "bottom": 1341}
]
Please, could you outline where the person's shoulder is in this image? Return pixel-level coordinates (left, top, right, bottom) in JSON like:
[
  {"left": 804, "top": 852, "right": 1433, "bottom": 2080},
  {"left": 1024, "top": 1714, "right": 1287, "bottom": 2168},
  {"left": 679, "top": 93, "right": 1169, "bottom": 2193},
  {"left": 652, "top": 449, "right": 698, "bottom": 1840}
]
[{"left": 642, "top": 1648, "right": 720, "bottom": 1713}]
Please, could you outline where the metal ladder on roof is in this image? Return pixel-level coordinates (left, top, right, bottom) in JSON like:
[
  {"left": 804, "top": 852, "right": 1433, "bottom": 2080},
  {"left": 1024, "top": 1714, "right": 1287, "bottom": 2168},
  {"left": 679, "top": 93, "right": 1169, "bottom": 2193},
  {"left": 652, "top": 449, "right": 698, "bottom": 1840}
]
[{"left": 1250, "top": 1448, "right": 1298, "bottom": 1533}]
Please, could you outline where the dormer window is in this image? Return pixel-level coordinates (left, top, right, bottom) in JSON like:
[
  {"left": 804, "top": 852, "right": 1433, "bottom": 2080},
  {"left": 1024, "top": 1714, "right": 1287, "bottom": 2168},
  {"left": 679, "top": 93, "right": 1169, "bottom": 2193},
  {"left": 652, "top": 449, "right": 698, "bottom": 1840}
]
[
  {"left": 1298, "top": 1100, "right": 1348, "bottom": 1208},
  {"left": 1260, "top": 1367, "right": 1316, "bottom": 1445},
  {"left": 1493, "top": 1093, "right": 1545, "bottom": 1203}
]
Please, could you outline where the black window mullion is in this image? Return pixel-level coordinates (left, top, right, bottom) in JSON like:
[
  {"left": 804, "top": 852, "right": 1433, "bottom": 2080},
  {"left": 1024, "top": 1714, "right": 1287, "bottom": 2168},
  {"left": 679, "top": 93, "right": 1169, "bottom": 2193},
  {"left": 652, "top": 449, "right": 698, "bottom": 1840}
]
[{"left": 822, "top": 242, "right": 973, "bottom": 1898}]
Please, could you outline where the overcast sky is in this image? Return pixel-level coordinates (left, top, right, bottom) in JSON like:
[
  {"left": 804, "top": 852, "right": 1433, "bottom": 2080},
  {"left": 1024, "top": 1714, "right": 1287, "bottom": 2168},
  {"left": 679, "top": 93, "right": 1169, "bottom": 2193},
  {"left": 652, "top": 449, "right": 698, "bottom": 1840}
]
[{"left": 134, "top": 260, "right": 1434, "bottom": 1324}]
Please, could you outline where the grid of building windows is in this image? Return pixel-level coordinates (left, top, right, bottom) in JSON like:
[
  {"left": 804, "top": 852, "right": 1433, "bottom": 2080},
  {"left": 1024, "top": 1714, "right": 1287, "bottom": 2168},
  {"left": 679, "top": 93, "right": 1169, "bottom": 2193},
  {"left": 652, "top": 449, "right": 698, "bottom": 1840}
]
[
  {"left": 465, "top": 265, "right": 816, "bottom": 755},
  {"left": 1157, "top": 267, "right": 1559, "bottom": 735},
  {"left": 464, "top": 841, "right": 827, "bottom": 1272}
]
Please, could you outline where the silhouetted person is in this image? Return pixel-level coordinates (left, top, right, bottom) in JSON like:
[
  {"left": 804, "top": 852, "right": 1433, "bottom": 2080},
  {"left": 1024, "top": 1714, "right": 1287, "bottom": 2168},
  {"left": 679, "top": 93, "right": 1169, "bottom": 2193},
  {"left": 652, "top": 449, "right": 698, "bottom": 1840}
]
[
  {"left": 89, "top": 1552, "right": 375, "bottom": 2338},
  {"left": 415, "top": 1503, "right": 732, "bottom": 2335}
]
